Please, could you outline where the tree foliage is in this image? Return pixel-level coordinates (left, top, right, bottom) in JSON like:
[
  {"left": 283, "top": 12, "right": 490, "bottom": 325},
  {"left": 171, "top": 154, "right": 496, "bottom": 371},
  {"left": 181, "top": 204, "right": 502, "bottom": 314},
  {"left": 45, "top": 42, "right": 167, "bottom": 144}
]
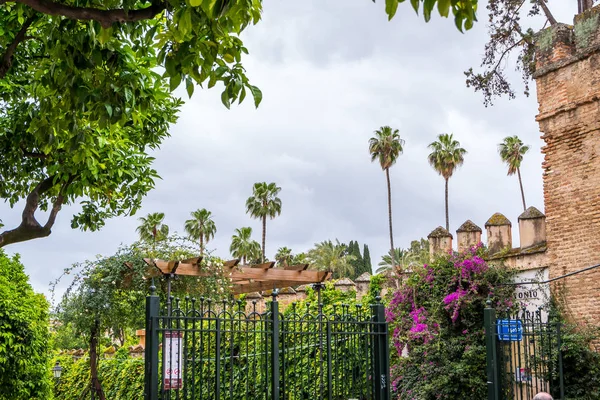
[
  {"left": 229, "top": 226, "right": 261, "bottom": 264},
  {"left": 0, "top": 250, "right": 50, "bottom": 400},
  {"left": 462, "top": 0, "right": 587, "bottom": 105},
  {"left": 136, "top": 212, "right": 169, "bottom": 244},
  {"left": 245, "top": 182, "right": 282, "bottom": 263},
  {"left": 498, "top": 135, "right": 530, "bottom": 210},
  {"left": 428, "top": 133, "right": 467, "bottom": 231},
  {"left": 308, "top": 239, "right": 355, "bottom": 278},
  {"left": 52, "top": 235, "right": 231, "bottom": 399},
  {"left": 184, "top": 208, "right": 217, "bottom": 254}
]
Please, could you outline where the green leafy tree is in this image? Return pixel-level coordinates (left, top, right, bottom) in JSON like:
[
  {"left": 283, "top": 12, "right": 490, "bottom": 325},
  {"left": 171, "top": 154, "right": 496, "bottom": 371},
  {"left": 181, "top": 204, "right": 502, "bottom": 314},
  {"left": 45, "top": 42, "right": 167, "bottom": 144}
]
[
  {"left": 377, "top": 248, "right": 420, "bottom": 274},
  {"left": 363, "top": 244, "right": 372, "bottom": 273},
  {"left": 307, "top": 239, "right": 355, "bottom": 279},
  {"left": 245, "top": 182, "right": 282, "bottom": 263},
  {"left": 408, "top": 238, "right": 430, "bottom": 265},
  {"left": 274, "top": 246, "right": 293, "bottom": 267},
  {"left": 0, "top": 250, "right": 50, "bottom": 400},
  {"left": 427, "top": 133, "right": 467, "bottom": 231},
  {"left": 54, "top": 235, "right": 229, "bottom": 400},
  {"left": 184, "top": 208, "right": 216, "bottom": 254},
  {"left": 135, "top": 212, "right": 169, "bottom": 250},
  {"left": 0, "top": 0, "right": 477, "bottom": 248},
  {"left": 369, "top": 126, "right": 405, "bottom": 271},
  {"left": 346, "top": 240, "right": 365, "bottom": 279},
  {"left": 463, "top": 1, "right": 591, "bottom": 105},
  {"left": 498, "top": 135, "right": 530, "bottom": 211},
  {"left": 229, "top": 226, "right": 261, "bottom": 265}
]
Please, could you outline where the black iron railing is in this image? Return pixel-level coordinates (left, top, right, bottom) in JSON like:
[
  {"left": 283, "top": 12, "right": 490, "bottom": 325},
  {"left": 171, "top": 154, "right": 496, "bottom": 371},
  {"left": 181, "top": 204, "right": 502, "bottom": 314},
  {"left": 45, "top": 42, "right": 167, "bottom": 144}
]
[{"left": 144, "top": 287, "right": 390, "bottom": 400}]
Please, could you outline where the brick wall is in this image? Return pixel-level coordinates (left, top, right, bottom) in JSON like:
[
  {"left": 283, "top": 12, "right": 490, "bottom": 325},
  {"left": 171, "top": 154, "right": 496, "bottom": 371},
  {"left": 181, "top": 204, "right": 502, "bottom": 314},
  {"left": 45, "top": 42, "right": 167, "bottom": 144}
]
[{"left": 534, "top": 6, "right": 600, "bottom": 325}]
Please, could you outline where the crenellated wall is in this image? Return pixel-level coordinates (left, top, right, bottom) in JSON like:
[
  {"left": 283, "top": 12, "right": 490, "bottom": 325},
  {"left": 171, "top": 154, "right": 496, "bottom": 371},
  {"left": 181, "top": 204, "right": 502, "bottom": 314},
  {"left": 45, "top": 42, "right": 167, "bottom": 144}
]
[{"left": 533, "top": 5, "right": 600, "bottom": 326}]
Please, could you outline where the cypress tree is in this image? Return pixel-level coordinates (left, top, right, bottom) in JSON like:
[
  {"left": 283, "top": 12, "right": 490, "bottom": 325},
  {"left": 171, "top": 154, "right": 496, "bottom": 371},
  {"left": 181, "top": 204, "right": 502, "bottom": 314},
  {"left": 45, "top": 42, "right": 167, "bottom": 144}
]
[
  {"left": 363, "top": 244, "right": 372, "bottom": 273},
  {"left": 347, "top": 240, "right": 363, "bottom": 279}
]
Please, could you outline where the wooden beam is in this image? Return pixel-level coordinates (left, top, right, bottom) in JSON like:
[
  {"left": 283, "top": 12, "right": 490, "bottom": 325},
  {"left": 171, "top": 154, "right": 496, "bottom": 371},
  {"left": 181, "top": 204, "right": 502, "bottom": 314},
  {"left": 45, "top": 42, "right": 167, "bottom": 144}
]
[
  {"left": 232, "top": 273, "right": 332, "bottom": 294},
  {"left": 223, "top": 259, "right": 240, "bottom": 268},
  {"left": 180, "top": 256, "right": 202, "bottom": 265},
  {"left": 248, "top": 261, "right": 275, "bottom": 269},
  {"left": 148, "top": 260, "right": 330, "bottom": 282},
  {"left": 283, "top": 264, "right": 309, "bottom": 271}
]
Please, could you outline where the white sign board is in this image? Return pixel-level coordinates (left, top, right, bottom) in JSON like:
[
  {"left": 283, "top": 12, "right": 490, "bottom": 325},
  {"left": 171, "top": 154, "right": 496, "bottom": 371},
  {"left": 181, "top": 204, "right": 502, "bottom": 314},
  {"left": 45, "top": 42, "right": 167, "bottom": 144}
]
[
  {"left": 163, "top": 331, "right": 183, "bottom": 390},
  {"left": 513, "top": 267, "right": 550, "bottom": 322}
]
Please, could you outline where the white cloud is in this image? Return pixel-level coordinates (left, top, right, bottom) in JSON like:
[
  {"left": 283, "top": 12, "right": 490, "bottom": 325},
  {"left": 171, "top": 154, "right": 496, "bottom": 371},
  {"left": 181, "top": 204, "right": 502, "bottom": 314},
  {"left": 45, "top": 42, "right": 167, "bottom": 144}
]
[{"left": 1, "top": 0, "right": 564, "bottom": 298}]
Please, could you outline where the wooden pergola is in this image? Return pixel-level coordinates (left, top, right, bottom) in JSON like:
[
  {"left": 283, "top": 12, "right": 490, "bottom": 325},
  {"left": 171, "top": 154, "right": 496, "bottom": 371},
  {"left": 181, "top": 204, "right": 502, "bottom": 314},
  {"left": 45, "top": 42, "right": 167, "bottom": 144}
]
[{"left": 143, "top": 257, "right": 331, "bottom": 295}]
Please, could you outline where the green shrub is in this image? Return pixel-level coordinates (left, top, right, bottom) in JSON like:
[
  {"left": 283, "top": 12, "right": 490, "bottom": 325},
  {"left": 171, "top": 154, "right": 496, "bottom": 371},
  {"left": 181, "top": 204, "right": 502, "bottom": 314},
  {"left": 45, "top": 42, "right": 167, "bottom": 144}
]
[{"left": 0, "top": 250, "right": 51, "bottom": 400}]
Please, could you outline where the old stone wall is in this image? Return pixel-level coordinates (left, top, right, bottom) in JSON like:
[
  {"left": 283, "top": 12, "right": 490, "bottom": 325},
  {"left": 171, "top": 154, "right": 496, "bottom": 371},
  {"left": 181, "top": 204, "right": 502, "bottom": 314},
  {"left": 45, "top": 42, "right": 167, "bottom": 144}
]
[{"left": 534, "top": 6, "right": 600, "bottom": 325}]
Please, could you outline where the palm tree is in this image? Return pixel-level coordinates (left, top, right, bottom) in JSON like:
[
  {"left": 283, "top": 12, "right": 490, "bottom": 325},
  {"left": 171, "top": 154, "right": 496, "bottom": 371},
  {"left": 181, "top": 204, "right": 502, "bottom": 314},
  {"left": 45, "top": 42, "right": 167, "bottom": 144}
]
[
  {"left": 230, "top": 227, "right": 261, "bottom": 264},
  {"left": 184, "top": 208, "right": 217, "bottom": 255},
  {"left": 427, "top": 133, "right": 467, "bottom": 231},
  {"left": 498, "top": 135, "right": 530, "bottom": 211},
  {"left": 136, "top": 212, "right": 169, "bottom": 247},
  {"left": 369, "top": 126, "right": 405, "bottom": 271},
  {"left": 307, "top": 240, "right": 355, "bottom": 278},
  {"left": 376, "top": 248, "right": 419, "bottom": 274},
  {"left": 245, "top": 182, "right": 282, "bottom": 263},
  {"left": 275, "top": 247, "right": 293, "bottom": 267}
]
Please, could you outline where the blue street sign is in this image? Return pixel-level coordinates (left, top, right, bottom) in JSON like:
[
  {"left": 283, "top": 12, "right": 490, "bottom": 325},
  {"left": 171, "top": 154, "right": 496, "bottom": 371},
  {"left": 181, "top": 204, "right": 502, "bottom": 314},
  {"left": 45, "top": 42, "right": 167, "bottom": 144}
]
[{"left": 497, "top": 319, "right": 523, "bottom": 341}]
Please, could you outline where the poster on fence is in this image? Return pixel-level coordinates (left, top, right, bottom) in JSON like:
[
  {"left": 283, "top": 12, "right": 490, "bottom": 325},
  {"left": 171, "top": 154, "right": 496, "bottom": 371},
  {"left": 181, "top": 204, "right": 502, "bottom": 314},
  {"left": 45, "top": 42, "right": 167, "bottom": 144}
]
[{"left": 163, "top": 331, "right": 183, "bottom": 390}]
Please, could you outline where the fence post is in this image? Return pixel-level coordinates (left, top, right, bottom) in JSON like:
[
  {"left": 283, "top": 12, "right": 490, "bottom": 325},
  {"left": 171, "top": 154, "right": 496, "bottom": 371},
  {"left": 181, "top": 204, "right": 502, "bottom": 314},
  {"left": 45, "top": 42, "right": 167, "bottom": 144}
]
[
  {"left": 484, "top": 299, "right": 499, "bottom": 400},
  {"left": 372, "top": 295, "right": 390, "bottom": 400},
  {"left": 271, "top": 290, "right": 280, "bottom": 400},
  {"left": 144, "top": 284, "right": 160, "bottom": 400}
]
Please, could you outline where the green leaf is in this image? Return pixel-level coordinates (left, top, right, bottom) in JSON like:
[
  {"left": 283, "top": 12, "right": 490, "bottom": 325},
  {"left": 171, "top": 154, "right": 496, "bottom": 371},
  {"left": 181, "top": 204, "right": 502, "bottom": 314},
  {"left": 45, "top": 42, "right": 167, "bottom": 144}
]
[
  {"left": 186, "top": 78, "right": 195, "bottom": 98},
  {"left": 385, "top": 0, "right": 399, "bottom": 20},
  {"left": 190, "top": 0, "right": 202, "bottom": 6},
  {"left": 423, "top": 0, "right": 435, "bottom": 22},
  {"left": 437, "top": 0, "right": 451, "bottom": 17},
  {"left": 223, "top": 53, "right": 235, "bottom": 63},
  {"left": 248, "top": 85, "right": 262, "bottom": 108},
  {"left": 179, "top": 8, "right": 192, "bottom": 36},
  {"left": 221, "top": 90, "right": 231, "bottom": 109},
  {"left": 170, "top": 73, "right": 182, "bottom": 91},
  {"left": 105, "top": 104, "right": 113, "bottom": 117},
  {"left": 410, "top": 0, "right": 419, "bottom": 14}
]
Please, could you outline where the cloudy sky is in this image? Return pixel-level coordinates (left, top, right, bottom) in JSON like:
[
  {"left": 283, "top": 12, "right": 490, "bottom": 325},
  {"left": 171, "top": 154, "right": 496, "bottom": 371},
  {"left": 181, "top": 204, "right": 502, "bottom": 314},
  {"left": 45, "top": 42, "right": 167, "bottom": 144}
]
[{"left": 1, "top": 0, "right": 577, "bottom": 299}]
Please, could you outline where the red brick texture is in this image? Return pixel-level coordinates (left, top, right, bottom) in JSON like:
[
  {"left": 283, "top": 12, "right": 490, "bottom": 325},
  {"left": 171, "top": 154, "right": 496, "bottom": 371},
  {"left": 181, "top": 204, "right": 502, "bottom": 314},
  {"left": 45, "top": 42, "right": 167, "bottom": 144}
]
[{"left": 534, "top": 8, "right": 600, "bottom": 325}]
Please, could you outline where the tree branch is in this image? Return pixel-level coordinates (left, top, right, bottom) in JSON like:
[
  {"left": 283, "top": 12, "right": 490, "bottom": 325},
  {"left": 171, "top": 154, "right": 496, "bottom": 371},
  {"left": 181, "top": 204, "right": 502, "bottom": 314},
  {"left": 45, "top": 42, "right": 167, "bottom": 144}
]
[
  {"left": 0, "top": 16, "right": 36, "bottom": 79},
  {"left": 0, "top": 175, "right": 74, "bottom": 247},
  {"left": 537, "top": 0, "right": 557, "bottom": 26},
  {"left": 15, "top": 0, "right": 166, "bottom": 28}
]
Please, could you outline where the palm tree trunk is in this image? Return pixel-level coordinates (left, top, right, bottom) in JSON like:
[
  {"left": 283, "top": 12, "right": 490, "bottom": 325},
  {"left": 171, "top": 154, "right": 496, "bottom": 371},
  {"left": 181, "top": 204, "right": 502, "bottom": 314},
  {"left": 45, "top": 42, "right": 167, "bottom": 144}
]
[
  {"left": 200, "top": 236, "right": 204, "bottom": 256},
  {"left": 386, "top": 168, "right": 395, "bottom": 269},
  {"left": 261, "top": 215, "right": 266, "bottom": 263},
  {"left": 445, "top": 178, "right": 449, "bottom": 231},
  {"left": 517, "top": 167, "right": 527, "bottom": 212}
]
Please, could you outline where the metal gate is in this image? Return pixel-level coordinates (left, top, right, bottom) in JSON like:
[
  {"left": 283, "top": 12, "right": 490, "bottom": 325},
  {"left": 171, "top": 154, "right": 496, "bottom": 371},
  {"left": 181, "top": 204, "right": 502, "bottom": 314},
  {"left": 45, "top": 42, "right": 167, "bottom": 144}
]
[
  {"left": 144, "top": 287, "right": 390, "bottom": 400},
  {"left": 485, "top": 303, "right": 564, "bottom": 400}
]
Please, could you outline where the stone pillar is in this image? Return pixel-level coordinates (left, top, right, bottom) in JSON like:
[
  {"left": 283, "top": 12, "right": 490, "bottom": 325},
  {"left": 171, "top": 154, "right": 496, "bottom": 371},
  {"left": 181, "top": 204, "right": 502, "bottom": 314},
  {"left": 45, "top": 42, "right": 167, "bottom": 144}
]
[
  {"left": 334, "top": 278, "right": 356, "bottom": 293},
  {"left": 485, "top": 213, "right": 512, "bottom": 255},
  {"left": 136, "top": 329, "right": 146, "bottom": 348},
  {"left": 427, "top": 226, "right": 453, "bottom": 257},
  {"left": 518, "top": 207, "right": 547, "bottom": 249},
  {"left": 456, "top": 220, "right": 482, "bottom": 252},
  {"left": 534, "top": 5, "right": 600, "bottom": 324},
  {"left": 354, "top": 272, "right": 371, "bottom": 300}
]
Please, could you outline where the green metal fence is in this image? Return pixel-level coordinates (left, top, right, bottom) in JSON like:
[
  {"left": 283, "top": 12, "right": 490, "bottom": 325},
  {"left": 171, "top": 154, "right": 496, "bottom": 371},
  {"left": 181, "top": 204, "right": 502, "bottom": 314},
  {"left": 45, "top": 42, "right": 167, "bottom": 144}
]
[
  {"left": 485, "top": 302, "right": 564, "bottom": 400},
  {"left": 144, "top": 286, "right": 390, "bottom": 400}
]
